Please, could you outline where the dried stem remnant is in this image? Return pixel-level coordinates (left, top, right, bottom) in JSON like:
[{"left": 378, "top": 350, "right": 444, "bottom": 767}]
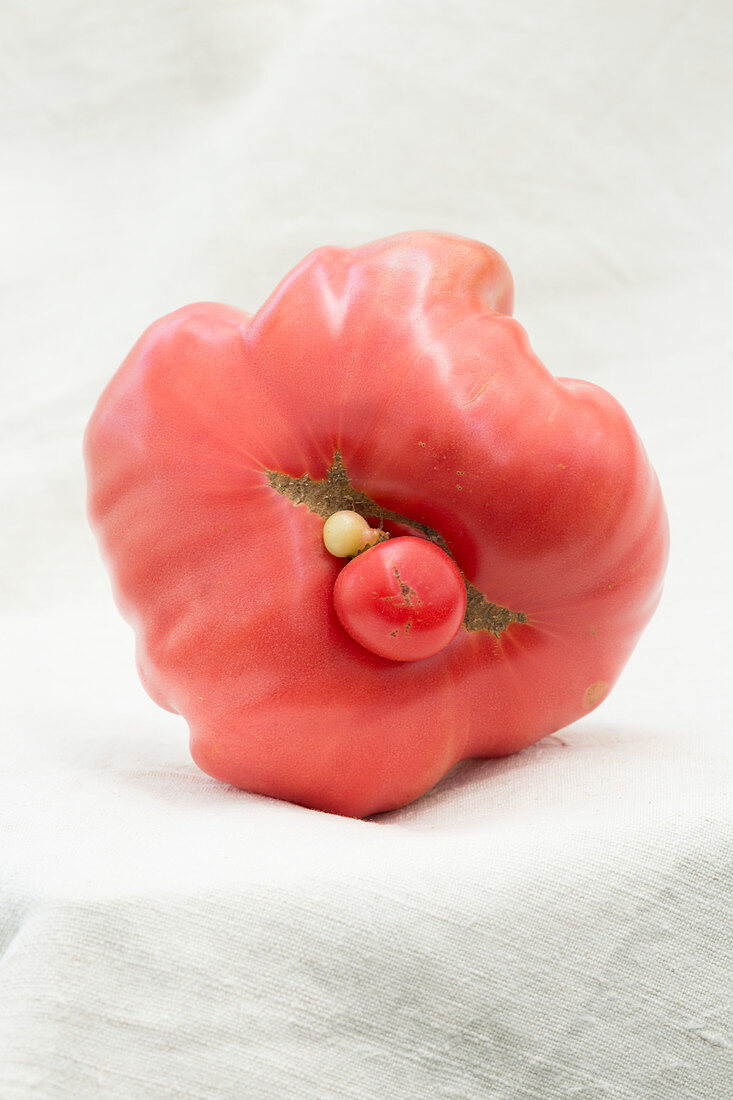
[{"left": 266, "top": 452, "right": 527, "bottom": 636}]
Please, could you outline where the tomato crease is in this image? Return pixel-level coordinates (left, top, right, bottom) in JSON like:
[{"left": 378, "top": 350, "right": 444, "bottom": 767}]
[{"left": 266, "top": 451, "right": 527, "bottom": 635}]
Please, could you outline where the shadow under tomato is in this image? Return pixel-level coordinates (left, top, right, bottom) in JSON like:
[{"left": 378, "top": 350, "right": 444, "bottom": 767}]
[{"left": 368, "top": 720, "right": 665, "bottom": 832}]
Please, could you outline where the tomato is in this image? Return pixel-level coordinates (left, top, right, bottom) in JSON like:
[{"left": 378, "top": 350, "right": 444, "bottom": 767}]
[
  {"left": 333, "top": 536, "right": 467, "bottom": 662},
  {"left": 84, "top": 231, "right": 669, "bottom": 817}
]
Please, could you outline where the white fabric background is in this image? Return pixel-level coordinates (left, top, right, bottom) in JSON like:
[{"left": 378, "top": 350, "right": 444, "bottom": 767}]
[{"left": 2, "top": 1, "right": 732, "bottom": 1096}]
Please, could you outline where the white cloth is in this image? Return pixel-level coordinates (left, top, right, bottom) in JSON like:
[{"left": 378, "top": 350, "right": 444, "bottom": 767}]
[{"left": 1, "top": 1, "right": 731, "bottom": 1096}]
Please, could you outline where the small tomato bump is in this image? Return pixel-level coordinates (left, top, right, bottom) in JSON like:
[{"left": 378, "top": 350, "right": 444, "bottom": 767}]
[
  {"left": 333, "top": 536, "right": 467, "bottom": 662},
  {"left": 323, "top": 510, "right": 380, "bottom": 557}
]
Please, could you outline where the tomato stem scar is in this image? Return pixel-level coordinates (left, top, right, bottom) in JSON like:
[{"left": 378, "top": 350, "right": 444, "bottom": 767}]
[{"left": 266, "top": 451, "right": 526, "bottom": 636}]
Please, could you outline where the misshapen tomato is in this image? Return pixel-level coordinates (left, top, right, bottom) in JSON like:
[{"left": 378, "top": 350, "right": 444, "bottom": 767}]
[{"left": 84, "top": 232, "right": 669, "bottom": 817}]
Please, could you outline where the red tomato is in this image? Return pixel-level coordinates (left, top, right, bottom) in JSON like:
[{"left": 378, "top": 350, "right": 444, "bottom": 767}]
[
  {"left": 333, "top": 537, "right": 467, "bottom": 662},
  {"left": 84, "top": 231, "right": 669, "bottom": 817}
]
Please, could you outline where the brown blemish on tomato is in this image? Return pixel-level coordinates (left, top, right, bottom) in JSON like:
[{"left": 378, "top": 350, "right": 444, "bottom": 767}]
[
  {"left": 391, "top": 566, "right": 419, "bottom": 607},
  {"left": 584, "top": 680, "right": 609, "bottom": 709},
  {"left": 266, "top": 451, "right": 526, "bottom": 636}
]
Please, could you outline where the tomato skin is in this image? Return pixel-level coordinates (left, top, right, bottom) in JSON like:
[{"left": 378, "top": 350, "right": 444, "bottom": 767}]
[
  {"left": 333, "top": 537, "right": 467, "bottom": 662},
  {"left": 84, "top": 231, "right": 669, "bottom": 818}
]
